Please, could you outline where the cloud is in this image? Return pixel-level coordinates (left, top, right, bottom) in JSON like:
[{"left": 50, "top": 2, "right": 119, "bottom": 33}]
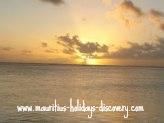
[
  {"left": 57, "top": 34, "right": 164, "bottom": 60},
  {"left": 108, "top": 0, "right": 164, "bottom": 31},
  {"left": 120, "top": 0, "right": 143, "bottom": 17},
  {"left": 160, "top": 23, "right": 164, "bottom": 30},
  {"left": 57, "top": 34, "right": 109, "bottom": 57},
  {"left": 150, "top": 9, "right": 164, "bottom": 18},
  {"left": 22, "top": 50, "right": 31, "bottom": 54},
  {"left": 0, "top": 47, "right": 13, "bottom": 51},
  {"left": 41, "top": 42, "right": 48, "bottom": 48},
  {"left": 149, "top": 9, "right": 164, "bottom": 24},
  {"left": 149, "top": 9, "right": 164, "bottom": 31},
  {"left": 40, "top": 0, "right": 64, "bottom": 5},
  {"left": 78, "top": 42, "right": 109, "bottom": 55},
  {"left": 41, "top": 42, "right": 58, "bottom": 53},
  {"left": 109, "top": 38, "right": 164, "bottom": 59},
  {"left": 107, "top": 0, "right": 144, "bottom": 27}
]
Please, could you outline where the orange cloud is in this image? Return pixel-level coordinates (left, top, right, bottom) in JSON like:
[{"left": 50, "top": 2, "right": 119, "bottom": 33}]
[
  {"left": 107, "top": 0, "right": 144, "bottom": 27},
  {"left": 107, "top": 0, "right": 164, "bottom": 31}
]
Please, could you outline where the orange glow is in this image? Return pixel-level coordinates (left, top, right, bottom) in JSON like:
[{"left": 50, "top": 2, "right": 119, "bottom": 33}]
[{"left": 85, "top": 58, "right": 98, "bottom": 65}]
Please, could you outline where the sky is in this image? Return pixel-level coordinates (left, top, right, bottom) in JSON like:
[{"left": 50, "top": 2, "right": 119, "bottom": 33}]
[{"left": 0, "top": 0, "right": 164, "bottom": 66}]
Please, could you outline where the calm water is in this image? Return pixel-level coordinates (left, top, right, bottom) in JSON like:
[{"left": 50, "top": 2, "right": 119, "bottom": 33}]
[{"left": 0, "top": 63, "right": 164, "bottom": 123}]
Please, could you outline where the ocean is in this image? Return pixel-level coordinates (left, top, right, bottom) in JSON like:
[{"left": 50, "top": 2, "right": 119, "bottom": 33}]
[{"left": 0, "top": 63, "right": 163, "bottom": 123}]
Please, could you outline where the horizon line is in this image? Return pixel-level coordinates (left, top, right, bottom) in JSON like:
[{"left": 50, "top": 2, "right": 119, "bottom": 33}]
[{"left": 0, "top": 61, "right": 164, "bottom": 68}]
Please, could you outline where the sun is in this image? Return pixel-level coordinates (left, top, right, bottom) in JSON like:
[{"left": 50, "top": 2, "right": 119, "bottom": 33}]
[
  {"left": 79, "top": 55, "right": 99, "bottom": 65},
  {"left": 85, "top": 57, "right": 98, "bottom": 65}
]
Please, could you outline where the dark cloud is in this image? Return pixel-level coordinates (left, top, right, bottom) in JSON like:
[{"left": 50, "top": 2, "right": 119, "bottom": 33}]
[
  {"left": 149, "top": 9, "right": 164, "bottom": 31},
  {"left": 108, "top": 0, "right": 144, "bottom": 27},
  {"left": 41, "top": 42, "right": 48, "bottom": 48},
  {"left": 78, "top": 42, "right": 109, "bottom": 55},
  {"left": 57, "top": 34, "right": 109, "bottom": 57},
  {"left": 41, "top": 42, "right": 58, "bottom": 53},
  {"left": 120, "top": 0, "right": 143, "bottom": 16},
  {"left": 57, "top": 34, "right": 164, "bottom": 60},
  {"left": 40, "top": 0, "right": 64, "bottom": 5},
  {"left": 109, "top": 38, "right": 164, "bottom": 59},
  {"left": 150, "top": 9, "right": 164, "bottom": 18},
  {"left": 109, "top": 1, "right": 164, "bottom": 31},
  {"left": 160, "top": 23, "right": 164, "bottom": 30},
  {"left": 22, "top": 50, "right": 31, "bottom": 54},
  {"left": 0, "top": 47, "right": 13, "bottom": 51}
]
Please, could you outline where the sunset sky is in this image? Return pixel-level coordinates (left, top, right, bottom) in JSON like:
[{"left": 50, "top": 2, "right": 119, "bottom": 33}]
[{"left": 0, "top": 0, "right": 164, "bottom": 66}]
